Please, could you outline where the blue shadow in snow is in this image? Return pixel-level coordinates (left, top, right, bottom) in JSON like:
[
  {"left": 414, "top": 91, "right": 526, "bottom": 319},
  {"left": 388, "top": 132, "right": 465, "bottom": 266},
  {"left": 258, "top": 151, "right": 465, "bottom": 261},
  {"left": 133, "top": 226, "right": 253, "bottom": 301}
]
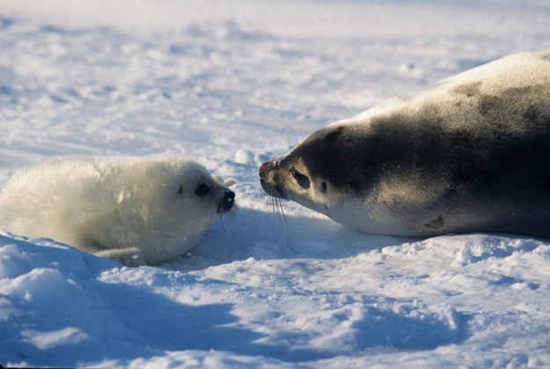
[
  {"left": 353, "top": 305, "right": 472, "bottom": 350},
  {"left": 3, "top": 276, "right": 263, "bottom": 367},
  {"left": 176, "top": 206, "right": 417, "bottom": 272}
]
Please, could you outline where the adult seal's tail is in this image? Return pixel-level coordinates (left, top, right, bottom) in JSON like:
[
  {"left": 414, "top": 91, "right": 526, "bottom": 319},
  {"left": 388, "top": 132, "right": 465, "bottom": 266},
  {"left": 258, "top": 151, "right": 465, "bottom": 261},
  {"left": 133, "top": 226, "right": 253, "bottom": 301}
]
[{"left": 260, "top": 50, "right": 550, "bottom": 238}]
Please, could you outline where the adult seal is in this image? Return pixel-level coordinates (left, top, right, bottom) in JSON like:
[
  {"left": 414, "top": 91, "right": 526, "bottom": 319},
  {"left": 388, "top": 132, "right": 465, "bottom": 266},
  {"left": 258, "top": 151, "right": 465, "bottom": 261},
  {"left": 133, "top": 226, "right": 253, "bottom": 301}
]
[
  {"left": 0, "top": 156, "right": 235, "bottom": 265},
  {"left": 260, "top": 50, "right": 550, "bottom": 237}
]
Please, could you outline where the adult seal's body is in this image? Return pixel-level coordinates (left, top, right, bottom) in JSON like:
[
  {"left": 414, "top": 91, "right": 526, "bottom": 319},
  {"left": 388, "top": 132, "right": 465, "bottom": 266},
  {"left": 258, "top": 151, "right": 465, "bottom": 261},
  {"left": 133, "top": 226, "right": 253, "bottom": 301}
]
[
  {"left": 260, "top": 50, "right": 550, "bottom": 237},
  {"left": 0, "top": 157, "right": 235, "bottom": 265}
]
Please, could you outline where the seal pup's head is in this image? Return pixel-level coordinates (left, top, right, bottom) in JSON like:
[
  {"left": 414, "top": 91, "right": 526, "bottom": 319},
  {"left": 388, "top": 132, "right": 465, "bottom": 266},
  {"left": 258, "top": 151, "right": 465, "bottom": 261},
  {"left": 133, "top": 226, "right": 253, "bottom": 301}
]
[
  {"left": 97, "top": 157, "right": 236, "bottom": 264},
  {"left": 0, "top": 156, "right": 236, "bottom": 266}
]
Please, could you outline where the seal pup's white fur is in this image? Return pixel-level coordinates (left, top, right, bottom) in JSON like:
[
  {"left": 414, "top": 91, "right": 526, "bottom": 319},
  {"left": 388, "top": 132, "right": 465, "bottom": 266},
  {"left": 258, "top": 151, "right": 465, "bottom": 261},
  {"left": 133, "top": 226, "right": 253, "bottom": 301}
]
[{"left": 0, "top": 157, "right": 235, "bottom": 265}]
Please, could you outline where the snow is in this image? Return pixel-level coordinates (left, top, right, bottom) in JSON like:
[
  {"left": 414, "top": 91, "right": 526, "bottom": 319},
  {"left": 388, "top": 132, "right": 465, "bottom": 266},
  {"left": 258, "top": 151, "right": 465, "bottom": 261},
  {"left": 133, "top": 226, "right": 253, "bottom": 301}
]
[{"left": 0, "top": 0, "right": 550, "bottom": 367}]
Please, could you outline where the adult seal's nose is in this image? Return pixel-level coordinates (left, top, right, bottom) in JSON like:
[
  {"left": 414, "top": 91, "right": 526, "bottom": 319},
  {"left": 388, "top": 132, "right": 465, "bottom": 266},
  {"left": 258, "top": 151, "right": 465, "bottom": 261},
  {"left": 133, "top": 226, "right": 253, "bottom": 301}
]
[
  {"left": 259, "top": 161, "right": 273, "bottom": 180},
  {"left": 259, "top": 160, "right": 287, "bottom": 199}
]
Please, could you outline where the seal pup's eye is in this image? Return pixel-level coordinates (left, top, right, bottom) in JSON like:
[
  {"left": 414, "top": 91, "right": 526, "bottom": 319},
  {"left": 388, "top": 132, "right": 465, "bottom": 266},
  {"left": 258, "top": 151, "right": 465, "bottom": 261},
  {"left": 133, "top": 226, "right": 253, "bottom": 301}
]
[
  {"left": 195, "top": 183, "right": 211, "bottom": 197},
  {"left": 178, "top": 185, "right": 184, "bottom": 195},
  {"left": 291, "top": 168, "right": 310, "bottom": 189}
]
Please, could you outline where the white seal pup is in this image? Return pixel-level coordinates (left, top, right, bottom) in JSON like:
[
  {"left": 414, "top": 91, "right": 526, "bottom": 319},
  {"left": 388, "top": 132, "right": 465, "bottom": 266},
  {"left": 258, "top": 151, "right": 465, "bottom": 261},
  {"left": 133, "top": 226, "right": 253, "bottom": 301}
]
[
  {"left": 0, "top": 157, "right": 235, "bottom": 265},
  {"left": 260, "top": 49, "right": 550, "bottom": 238}
]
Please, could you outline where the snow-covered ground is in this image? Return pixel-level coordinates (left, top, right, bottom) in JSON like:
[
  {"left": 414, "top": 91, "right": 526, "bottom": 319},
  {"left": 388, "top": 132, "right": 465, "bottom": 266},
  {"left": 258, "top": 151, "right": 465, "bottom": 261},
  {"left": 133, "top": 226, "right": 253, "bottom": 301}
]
[{"left": 1, "top": 1, "right": 550, "bottom": 368}]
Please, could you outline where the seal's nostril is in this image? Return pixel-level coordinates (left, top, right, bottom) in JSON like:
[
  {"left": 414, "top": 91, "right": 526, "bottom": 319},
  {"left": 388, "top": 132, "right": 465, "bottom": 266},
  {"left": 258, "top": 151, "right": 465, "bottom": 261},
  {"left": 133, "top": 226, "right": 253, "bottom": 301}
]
[{"left": 218, "top": 190, "right": 235, "bottom": 213}]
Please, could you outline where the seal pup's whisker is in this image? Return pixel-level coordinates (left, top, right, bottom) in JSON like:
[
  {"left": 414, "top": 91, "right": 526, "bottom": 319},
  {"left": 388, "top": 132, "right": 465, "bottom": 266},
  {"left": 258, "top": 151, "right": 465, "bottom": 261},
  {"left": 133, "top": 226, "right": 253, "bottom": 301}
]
[{"left": 221, "top": 205, "right": 238, "bottom": 223}]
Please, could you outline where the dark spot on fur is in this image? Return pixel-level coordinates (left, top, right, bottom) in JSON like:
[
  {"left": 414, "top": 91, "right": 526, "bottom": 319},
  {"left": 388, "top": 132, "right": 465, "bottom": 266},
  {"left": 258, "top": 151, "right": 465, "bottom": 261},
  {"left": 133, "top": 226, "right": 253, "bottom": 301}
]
[
  {"left": 453, "top": 81, "right": 482, "bottom": 97},
  {"left": 523, "top": 105, "right": 541, "bottom": 123},
  {"left": 423, "top": 215, "right": 445, "bottom": 230},
  {"left": 503, "top": 86, "right": 533, "bottom": 95},
  {"left": 479, "top": 95, "right": 501, "bottom": 115},
  {"left": 325, "top": 126, "right": 344, "bottom": 143},
  {"left": 544, "top": 175, "right": 550, "bottom": 193},
  {"left": 321, "top": 182, "right": 327, "bottom": 193},
  {"left": 349, "top": 180, "right": 362, "bottom": 191},
  {"left": 475, "top": 84, "right": 547, "bottom": 123}
]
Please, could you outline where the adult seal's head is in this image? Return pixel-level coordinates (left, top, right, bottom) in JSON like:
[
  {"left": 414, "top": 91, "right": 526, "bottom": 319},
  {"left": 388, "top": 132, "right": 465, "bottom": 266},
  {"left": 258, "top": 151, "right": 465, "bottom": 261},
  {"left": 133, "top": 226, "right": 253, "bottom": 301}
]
[
  {"left": 260, "top": 49, "right": 550, "bottom": 238},
  {"left": 260, "top": 124, "right": 367, "bottom": 211}
]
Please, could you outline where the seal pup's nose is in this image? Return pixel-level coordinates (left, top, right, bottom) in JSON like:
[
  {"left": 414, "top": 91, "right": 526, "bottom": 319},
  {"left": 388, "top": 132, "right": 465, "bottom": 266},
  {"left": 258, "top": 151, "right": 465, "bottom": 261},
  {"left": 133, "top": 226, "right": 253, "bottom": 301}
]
[{"left": 218, "top": 190, "right": 235, "bottom": 213}]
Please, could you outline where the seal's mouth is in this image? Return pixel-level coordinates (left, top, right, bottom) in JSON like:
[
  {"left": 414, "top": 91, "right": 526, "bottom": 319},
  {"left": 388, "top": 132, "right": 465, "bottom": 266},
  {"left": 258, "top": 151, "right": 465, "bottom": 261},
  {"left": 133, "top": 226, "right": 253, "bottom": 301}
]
[
  {"left": 217, "top": 190, "right": 235, "bottom": 214},
  {"left": 260, "top": 179, "right": 286, "bottom": 199},
  {"left": 259, "top": 161, "right": 287, "bottom": 199}
]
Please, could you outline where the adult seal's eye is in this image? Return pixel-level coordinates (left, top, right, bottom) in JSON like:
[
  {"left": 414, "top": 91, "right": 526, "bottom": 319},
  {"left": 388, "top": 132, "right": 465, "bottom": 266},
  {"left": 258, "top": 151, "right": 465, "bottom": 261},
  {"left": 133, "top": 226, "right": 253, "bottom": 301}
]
[
  {"left": 291, "top": 168, "right": 310, "bottom": 189},
  {"left": 195, "top": 183, "right": 211, "bottom": 196}
]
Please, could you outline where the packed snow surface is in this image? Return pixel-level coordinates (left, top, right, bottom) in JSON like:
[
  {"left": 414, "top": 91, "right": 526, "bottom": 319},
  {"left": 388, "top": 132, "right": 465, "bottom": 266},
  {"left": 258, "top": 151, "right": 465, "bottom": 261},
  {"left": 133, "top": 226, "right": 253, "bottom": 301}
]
[{"left": 1, "top": 1, "right": 550, "bottom": 368}]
